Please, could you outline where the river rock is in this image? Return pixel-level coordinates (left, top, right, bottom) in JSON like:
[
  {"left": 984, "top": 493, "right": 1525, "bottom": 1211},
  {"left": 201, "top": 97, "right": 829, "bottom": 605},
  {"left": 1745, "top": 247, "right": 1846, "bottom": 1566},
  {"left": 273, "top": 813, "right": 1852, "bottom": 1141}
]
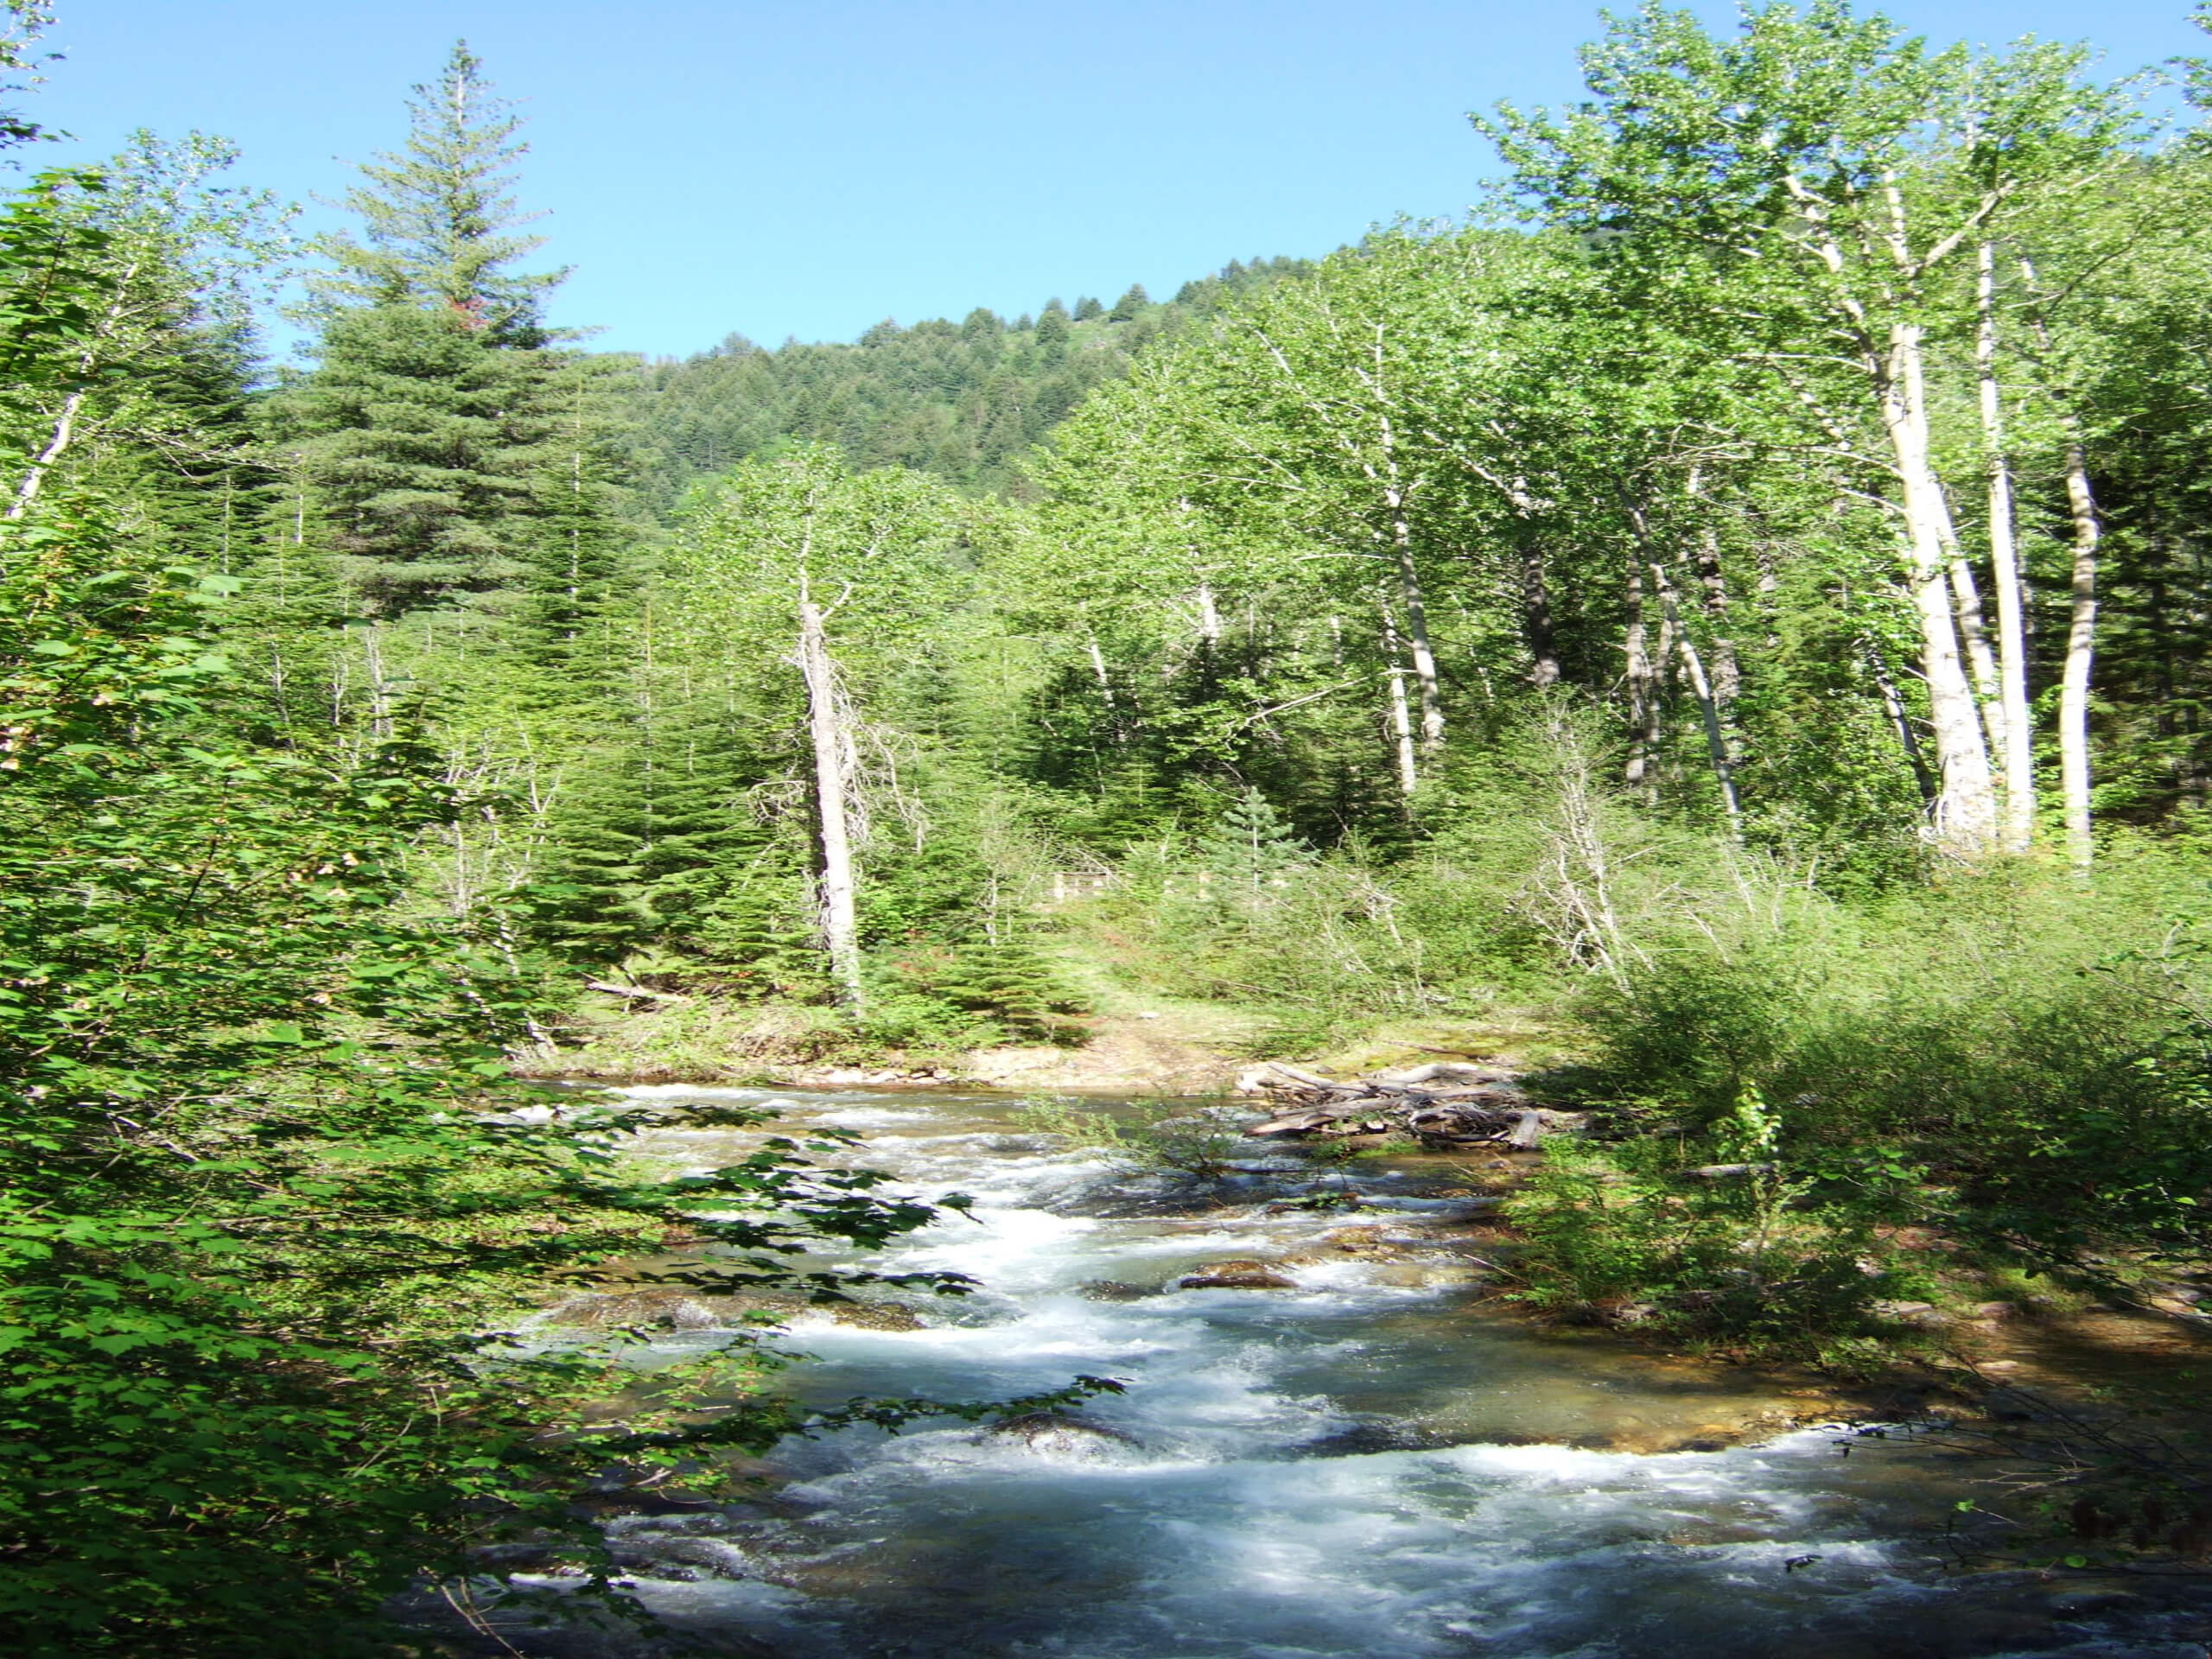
[
  {"left": 987, "top": 1409, "right": 1140, "bottom": 1451},
  {"left": 543, "top": 1289, "right": 729, "bottom": 1331},
  {"left": 1178, "top": 1260, "right": 1298, "bottom": 1290},
  {"left": 1080, "top": 1280, "right": 1156, "bottom": 1300},
  {"left": 609, "top": 1531, "right": 754, "bottom": 1581},
  {"left": 823, "top": 1300, "right": 926, "bottom": 1331},
  {"left": 542, "top": 1287, "right": 925, "bottom": 1332},
  {"left": 1318, "top": 1226, "right": 1413, "bottom": 1258}
]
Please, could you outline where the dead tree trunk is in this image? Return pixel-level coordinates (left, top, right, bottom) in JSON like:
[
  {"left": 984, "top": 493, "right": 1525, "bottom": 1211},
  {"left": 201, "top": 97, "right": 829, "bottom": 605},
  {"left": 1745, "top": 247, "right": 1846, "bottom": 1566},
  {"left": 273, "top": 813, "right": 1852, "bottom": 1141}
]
[
  {"left": 1522, "top": 545, "right": 1562, "bottom": 688},
  {"left": 1865, "top": 636, "right": 1938, "bottom": 808},
  {"left": 799, "top": 597, "right": 864, "bottom": 1008}
]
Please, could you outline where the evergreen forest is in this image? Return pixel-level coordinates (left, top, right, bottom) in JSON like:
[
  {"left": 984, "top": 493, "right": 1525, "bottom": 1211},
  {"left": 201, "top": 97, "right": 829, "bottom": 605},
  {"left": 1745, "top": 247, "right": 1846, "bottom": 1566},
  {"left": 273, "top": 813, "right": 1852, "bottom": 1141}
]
[{"left": 9, "top": 0, "right": 2212, "bottom": 1651}]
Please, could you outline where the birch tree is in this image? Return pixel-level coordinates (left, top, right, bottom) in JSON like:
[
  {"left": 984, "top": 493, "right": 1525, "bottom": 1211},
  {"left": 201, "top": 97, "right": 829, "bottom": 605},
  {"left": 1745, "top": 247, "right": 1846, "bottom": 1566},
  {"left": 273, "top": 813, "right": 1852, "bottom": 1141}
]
[
  {"left": 3, "top": 134, "right": 289, "bottom": 523},
  {"left": 1478, "top": 0, "right": 2134, "bottom": 856}
]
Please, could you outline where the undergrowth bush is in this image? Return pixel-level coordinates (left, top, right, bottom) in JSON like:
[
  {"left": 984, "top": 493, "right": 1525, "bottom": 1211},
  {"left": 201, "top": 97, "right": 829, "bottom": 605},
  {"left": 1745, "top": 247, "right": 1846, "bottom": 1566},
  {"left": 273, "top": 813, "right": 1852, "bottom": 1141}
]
[
  {"left": 1575, "top": 842, "right": 2212, "bottom": 1274},
  {"left": 1504, "top": 1091, "right": 1924, "bottom": 1359},
  {"left": 1062, "top": 841, "right": 1535, "bottom": 1048}
]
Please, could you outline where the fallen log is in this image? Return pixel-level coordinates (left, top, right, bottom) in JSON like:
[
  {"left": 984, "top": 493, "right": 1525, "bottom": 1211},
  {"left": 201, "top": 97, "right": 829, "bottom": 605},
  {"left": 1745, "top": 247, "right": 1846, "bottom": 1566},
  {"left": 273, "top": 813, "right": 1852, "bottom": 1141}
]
[
  {"left": 586, "top": 978, "right": 690, "bottom": 1002},
  {"left": 1371, "top": 1062, "right": 1516, "bottom": 1088},
  {"left": 1234, "top": 1060, "right": 1344, "bottom": 1095},
  {"left": 1237, "top": 1057, "right": 1590, "bottom": 1149},
  {"left": 1244, "top": 1108, "right": 1351, "bottom": 1138}
]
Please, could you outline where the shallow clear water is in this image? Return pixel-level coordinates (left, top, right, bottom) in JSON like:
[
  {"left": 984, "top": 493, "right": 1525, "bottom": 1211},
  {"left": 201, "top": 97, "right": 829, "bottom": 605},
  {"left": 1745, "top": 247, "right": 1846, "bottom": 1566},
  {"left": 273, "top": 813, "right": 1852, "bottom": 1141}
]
[{"left": 537, "top": 1087, "right": 2212, "bottom": 1658}]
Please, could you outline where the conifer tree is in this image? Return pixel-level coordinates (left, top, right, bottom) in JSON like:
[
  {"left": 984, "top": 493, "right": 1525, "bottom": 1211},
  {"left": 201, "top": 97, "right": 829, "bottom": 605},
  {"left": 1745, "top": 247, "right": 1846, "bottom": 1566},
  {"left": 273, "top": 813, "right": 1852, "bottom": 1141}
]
[
  {"left": 1033, "top": 299, "right": 1071, "bottom": 365},
  {"left": 305, "top": 41, "right": 563, "bottom": 346},
  {"left": 281, "top": 42, "right": 625, "bottom": 646},
  {"left": 535, "top": 709, "right": 756, "bottom": 963},
  {"left": 1201, "top": 787, "right": 1313, "bottom": 899},
  {"left": 1108, "top": 283, "right": 1149, "bottom": 321}
]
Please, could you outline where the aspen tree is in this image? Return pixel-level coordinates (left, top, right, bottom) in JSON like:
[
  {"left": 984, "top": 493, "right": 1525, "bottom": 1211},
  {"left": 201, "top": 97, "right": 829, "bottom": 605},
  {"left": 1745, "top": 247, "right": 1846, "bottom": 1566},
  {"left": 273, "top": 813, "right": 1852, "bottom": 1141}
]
[
  {"left": 1479, "top": 3, "right": 2133, "bottom": 855},
  {"left": 1975, "top": 239, "right": 2036, "bottom": 852},
  {"left": 2017, "top": 254, "right": 2108, "bottom": 868}
]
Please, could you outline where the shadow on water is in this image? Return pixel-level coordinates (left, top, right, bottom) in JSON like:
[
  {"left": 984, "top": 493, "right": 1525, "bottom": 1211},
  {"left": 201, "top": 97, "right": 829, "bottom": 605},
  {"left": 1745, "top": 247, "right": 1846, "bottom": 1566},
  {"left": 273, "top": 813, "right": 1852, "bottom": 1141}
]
[{"left": 487, "top": 1085, "right": 2212, "bottom": 1659}]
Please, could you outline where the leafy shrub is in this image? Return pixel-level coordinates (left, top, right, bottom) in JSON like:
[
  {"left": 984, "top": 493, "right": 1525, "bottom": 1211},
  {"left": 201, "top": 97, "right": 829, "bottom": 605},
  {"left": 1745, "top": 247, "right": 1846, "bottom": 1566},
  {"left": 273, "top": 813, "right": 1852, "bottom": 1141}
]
[
  {"left": 1575, "top": 850, "right": 2212, "bottom": 1271},
  {"left": 1505, "top": 1124, "right": 1913, "bottom": 1357},
  {"left": 0, "top": 496, "right": 988, "bottom": 1655}
]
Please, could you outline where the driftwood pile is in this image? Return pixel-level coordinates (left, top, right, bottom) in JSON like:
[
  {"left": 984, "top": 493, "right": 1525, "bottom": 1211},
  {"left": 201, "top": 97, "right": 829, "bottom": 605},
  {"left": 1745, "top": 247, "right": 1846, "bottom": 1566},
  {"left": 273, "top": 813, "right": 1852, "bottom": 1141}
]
[{"left": 1235, "top": 1060, "right": 1583, "bottom": 1150}]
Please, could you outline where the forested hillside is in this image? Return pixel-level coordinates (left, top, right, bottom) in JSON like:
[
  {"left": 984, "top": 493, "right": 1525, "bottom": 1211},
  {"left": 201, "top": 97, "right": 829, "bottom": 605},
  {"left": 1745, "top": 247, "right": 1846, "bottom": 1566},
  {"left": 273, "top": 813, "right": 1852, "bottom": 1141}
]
[
  {"left": 612, "top": 260, "right": 1311, "bottom": 507},
  {"left": 8, "top": 0, "right": 2212, "bottom": 1650}
]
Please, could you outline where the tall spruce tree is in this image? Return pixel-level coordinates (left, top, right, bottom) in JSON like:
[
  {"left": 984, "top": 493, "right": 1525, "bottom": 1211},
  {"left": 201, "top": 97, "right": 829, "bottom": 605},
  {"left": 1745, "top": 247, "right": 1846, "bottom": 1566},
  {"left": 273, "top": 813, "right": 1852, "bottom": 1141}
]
[
  {"left": 304, "top": 40, "right": 563, "bottom": 346},
  {"left": 280, "top": 42, "right": 624, "bottom": 645}
]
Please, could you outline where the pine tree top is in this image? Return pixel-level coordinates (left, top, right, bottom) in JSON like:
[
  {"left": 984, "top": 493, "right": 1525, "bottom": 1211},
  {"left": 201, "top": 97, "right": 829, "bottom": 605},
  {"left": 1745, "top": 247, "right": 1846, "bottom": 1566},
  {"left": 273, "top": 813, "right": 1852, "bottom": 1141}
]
[{"left": 305, "top": 41, "right": 567, "bottom": 346}]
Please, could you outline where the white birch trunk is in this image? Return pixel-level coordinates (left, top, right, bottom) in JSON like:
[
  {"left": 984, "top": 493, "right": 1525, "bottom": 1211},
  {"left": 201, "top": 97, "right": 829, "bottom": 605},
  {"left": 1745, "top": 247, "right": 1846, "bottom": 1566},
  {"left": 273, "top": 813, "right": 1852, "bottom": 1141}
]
[
  {"left": 1878, "top": 322, "right": 1998, "bottom": 855},
  {"left": 2056, "top": 441, "right": 2101, "bottom": 868},
  {"left": 1196, "top": 582, "right": 1221, "bottom": 649},
  {"left": 800, "top": 598, "right": 864, "bottom": 1007},
  {"left": 1946, "top": 545, "right": 2005, "bottom": 762},
  {"left": 1624, "top": 558, "right": 1656, "bottom": 794},
  {"left": 2016, "top": 257, "right": 2103, "bottom": 867},
  {"left": 1389, "top": 518, "right": 1445, "bottom": 751},
  {"left": 1382, "top": 608, "right": 1419, "bottom": 798},
  {"left": 1681, "top": 468, "right": 1738, "bottom": 713},
  {"left": 1375, "top": 415, "right": 1444, "bottom": 751},
  {"left": 6, "top": 389, "right": 85, "bottom": 522},
  {"left": 1975, "top": 240, "right": 2035, "bottom": 853}
]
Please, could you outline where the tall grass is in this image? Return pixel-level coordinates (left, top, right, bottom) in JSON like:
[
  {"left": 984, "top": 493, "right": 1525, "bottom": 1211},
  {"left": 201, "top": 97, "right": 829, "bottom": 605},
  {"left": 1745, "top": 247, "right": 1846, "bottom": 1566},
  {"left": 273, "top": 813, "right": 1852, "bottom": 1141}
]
[{"left": 1576, "top": 844, "right": 2212, "bottom": 1267}]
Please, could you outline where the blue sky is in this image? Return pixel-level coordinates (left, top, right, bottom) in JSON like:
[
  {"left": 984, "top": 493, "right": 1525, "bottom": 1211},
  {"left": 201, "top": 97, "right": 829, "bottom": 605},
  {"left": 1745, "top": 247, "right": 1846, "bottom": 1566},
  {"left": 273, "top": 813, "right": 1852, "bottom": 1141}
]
[{"left": 28, "top": 1, "right": 2205, "bottom": 359}]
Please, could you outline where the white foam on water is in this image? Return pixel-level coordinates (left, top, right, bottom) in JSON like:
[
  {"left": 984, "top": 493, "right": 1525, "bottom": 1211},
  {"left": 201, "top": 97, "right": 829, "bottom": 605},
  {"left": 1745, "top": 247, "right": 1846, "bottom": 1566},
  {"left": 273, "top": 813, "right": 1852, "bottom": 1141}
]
[
  {"left": 607, "top": 1083, "right": 789, "bottom": 1102},
  {"left": 808, "top": 1104, "right": 939, "bottom": 1129}
]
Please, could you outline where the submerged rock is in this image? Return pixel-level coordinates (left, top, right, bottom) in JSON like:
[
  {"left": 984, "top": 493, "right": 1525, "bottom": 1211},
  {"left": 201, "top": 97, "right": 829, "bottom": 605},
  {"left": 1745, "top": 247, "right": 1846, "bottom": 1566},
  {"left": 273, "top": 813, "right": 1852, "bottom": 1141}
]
[
  {"left": 1299, "top": 1421, "right": 1452, "bottom": 1457},
  {"left": 985, "top": 1409, "right": 1140, "bottom": 1451},
  {"left": 818, "top": 1300, "right": 928, "bottom": 1331},
  {"left": 1079, "top": 1280, "right": 1157, "bottom": 1301},
  {"left": 1317, "top": 1226, "right": 1414, "bottom": 1258},
  {"left": 541, "top": 1287, "right": 925, "bottom": 1332},
  {"left": 1178, "top": 1260, "right": 1298, "bottom": 1290}
]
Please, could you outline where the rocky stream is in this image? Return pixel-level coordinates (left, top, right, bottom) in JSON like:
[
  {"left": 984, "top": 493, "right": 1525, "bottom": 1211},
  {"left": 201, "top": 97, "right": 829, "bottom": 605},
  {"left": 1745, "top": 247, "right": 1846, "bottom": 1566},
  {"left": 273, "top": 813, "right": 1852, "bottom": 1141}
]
[{"left": 503, "top": 1084, "right": 2212, "bottom": 1658}]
